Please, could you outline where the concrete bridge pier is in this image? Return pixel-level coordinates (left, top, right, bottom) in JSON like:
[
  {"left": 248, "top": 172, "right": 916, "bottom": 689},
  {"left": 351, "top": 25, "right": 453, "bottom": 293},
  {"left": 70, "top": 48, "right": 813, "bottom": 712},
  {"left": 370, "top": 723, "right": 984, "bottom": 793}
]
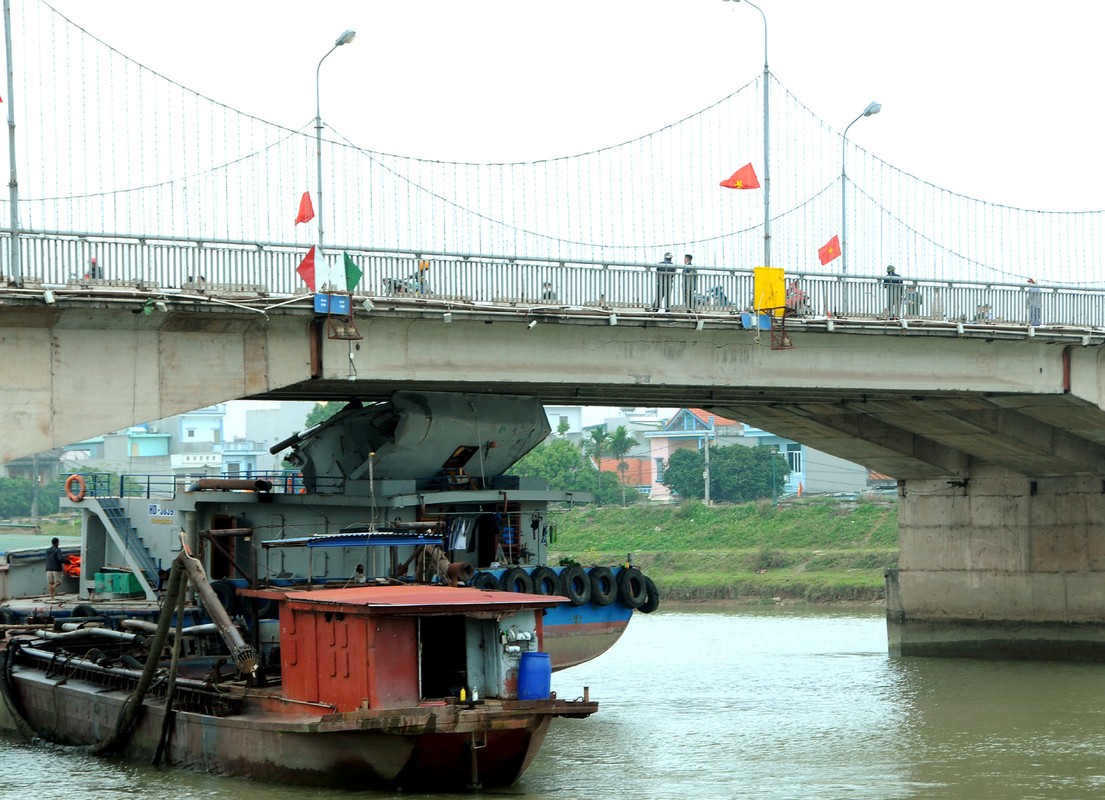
[{"left": 888, "top": 466, "right": 1105, "bottom": 661}]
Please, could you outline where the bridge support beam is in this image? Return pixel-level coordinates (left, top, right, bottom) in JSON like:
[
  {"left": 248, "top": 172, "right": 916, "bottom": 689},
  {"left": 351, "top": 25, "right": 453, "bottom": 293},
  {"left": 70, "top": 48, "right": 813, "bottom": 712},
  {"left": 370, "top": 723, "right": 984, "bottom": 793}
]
[{"left": 887, "top": 466, "right": 1105, "bottom": 660}]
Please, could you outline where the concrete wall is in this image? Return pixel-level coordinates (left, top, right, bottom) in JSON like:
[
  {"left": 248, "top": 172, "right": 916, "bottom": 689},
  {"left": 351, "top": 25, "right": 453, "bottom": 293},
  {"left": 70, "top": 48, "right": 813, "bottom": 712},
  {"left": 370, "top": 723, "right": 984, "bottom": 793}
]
[{"left": 889, "top": 465, "right": 1105, "bottom": 659}]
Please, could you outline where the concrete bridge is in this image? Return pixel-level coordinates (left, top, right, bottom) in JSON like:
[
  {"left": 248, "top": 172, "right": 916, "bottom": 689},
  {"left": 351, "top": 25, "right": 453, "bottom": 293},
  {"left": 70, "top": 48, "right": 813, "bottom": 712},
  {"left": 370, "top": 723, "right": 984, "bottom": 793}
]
[
  {"left": 4, "top": 3, "right": 1105, "bottom": 663},
  {"left": 4, "top": 258, "right": 1105, "bottom": 662}
]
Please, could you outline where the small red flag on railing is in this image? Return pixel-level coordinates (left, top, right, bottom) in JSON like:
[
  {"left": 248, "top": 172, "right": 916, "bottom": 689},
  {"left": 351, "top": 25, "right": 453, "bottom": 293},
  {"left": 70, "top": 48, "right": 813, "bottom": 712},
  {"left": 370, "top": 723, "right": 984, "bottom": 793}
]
[
  {"left": 295, "top": 191, "right": 315, "bottom": 225},
  {"left": 720, "top": 163, "right": 760, "bottom": 190},
  {"left": 818, "top": 234, "right": 841, "bottom": 265}
]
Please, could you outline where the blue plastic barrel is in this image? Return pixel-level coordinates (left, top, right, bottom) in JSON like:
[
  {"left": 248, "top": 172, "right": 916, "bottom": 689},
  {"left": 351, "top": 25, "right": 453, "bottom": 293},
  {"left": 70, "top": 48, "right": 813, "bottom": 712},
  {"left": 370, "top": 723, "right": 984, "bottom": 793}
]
[{"left": 517, "top": 651, "right": 552, "bottom": 700}]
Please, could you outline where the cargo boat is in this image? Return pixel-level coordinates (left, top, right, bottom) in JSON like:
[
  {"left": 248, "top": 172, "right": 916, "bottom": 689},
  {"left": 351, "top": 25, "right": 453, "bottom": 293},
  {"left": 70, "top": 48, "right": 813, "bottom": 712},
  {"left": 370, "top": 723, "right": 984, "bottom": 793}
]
[
  {"left": 1, "top": 392, "right": 659, "bottom": 671},
  {"left": 0, "top": 544, "right": 597, "bottom": 791}
]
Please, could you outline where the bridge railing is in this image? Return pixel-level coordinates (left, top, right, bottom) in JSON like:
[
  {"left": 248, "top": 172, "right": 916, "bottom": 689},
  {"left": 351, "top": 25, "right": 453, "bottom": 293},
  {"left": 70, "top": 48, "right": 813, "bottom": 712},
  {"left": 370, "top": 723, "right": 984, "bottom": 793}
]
[{"left": 3, "top": 231, "right": 1102, "bottom": 328}]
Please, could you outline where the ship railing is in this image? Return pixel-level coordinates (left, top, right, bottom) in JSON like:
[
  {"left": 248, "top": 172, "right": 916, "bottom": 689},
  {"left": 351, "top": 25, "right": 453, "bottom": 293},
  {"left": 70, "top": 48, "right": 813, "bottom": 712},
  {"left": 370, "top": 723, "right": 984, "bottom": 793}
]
[{"left": 112, "top": 471, "right": 341, "bottom": 500}]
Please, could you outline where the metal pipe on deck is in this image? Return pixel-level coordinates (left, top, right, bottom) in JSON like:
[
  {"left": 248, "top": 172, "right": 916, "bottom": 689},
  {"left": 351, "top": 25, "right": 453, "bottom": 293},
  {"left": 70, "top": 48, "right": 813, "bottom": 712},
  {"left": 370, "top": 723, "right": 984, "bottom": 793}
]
[
  {"left": 175, "top": 548, "right": 257, "bottom": 675},
  {"left": 34, "top": 627, "right": 143, "bottom": 644},
  {"left": 186, "top": 478, "right": 273, "bottom": 493}
]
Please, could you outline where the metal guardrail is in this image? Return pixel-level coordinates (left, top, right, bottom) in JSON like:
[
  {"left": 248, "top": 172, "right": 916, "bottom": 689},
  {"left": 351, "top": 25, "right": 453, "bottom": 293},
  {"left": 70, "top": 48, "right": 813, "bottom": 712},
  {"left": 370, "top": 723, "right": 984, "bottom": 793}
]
[
  {"left": 3, "top": 231, "right": 1103, "bottom": 329},
  {"left": 110, "top": 471, "right": 336, "bottom": 501}
]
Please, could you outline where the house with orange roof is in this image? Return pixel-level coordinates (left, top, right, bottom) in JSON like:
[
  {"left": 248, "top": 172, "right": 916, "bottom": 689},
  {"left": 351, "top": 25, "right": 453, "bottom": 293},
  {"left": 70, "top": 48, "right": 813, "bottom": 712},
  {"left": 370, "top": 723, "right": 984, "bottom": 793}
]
[{"left": 645, "top": 408, "right": 869, "bottom": 501}]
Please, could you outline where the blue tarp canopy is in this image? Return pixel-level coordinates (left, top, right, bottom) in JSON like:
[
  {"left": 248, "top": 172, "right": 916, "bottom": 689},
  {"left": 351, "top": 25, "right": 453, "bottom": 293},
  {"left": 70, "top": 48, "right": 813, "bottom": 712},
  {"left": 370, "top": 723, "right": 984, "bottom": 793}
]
[{"left": 262, "top": 531, "right": 441, "bottom": 550}]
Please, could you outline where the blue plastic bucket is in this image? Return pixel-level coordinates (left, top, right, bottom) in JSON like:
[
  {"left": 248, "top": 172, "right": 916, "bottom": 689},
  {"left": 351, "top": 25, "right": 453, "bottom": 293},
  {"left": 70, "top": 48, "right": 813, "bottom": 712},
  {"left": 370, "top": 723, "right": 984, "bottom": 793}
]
[{"left": 517, "top": 651, "right": 552, "bottom": 700}]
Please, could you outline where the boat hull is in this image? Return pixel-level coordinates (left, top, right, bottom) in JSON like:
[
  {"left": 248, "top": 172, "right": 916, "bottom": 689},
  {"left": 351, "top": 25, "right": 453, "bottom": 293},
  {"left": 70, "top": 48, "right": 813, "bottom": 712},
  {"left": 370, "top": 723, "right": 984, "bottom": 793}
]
[
  {"left": 0, "top": 666, "right": 562, "bottom": 792},
  {"left": 543, "top": 601, "right": 632, "bottom": 670}
]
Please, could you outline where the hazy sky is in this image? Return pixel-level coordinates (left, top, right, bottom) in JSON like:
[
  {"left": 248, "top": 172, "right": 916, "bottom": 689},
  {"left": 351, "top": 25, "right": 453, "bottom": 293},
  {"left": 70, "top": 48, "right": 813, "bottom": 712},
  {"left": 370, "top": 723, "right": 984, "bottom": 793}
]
[{"left": 46, "top": 0, "right": 1105, "bottom": 213}]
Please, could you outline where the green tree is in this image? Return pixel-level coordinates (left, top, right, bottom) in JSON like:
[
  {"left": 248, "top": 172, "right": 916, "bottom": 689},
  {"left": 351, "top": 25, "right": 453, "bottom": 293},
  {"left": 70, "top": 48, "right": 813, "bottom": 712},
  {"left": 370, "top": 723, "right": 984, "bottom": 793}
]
[
  {"left": 0, "top": 477, "right": 34, "bottom": 517},
  {"left": 0, "top": 474, "right": 66, "bottom": 518},
  {"left": 508, "top": 439, "right": 628, "bottom": 506},
  {"left": 305, "top": 401, "right": 345, "bottom": 428},
  {"left": 582, "top": 424, "right": 612, "bottom": 468},
  {"left": 509, "top": 439, "right": 597, "bottom": 494},
  {"left": 607, "top": 425, "right": 636, "bottom": 507},
  {"left": 556, "top": 417, "right": 571, "bottom": 437},
  {"left": 663, "top": 443, "right": 789, "bottom": 503}
]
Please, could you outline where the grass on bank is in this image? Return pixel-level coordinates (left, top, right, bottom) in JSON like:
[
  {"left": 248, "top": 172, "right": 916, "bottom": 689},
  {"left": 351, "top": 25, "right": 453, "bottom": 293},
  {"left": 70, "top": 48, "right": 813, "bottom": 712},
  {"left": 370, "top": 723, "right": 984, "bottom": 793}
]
[
  {"left": 549, "top": 497, "right": 899, "bottom": 604},
  {"left": 11, "top": 499, "right": 898, "bottom": 604}
]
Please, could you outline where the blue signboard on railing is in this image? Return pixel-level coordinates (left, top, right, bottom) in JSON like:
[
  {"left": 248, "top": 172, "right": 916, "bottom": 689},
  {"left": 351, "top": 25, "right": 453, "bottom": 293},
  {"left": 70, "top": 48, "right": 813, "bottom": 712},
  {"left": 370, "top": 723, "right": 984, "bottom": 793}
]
[{"left": 313, "top": 293, "right": 350, "bottom": 315}]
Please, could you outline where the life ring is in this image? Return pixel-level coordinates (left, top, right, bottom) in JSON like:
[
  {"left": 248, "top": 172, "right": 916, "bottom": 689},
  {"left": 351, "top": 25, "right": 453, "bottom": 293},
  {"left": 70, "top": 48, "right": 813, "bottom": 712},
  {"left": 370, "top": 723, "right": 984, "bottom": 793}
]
[
  {"left": 529, "top": 566, "right": 560, "bottom": 596},
  {"left": 588, "top": 566, "right": 617, "bottom": 606},
  {"left": 617, "top": 567, "right": 649, "bottom": 610},
  {"left": 559, "top": 565, "right": 592, "bottom": 606},
  {"left": 639, "top": 575, "right": 661, "bottom": 614},
  {"left": 471, "top": 572, "right": 502, "bottom": 591},
  {"left": 500, "top": 566, "right": 534, "bottom": 594},
  {"left": 65, "top": 474, "right": 86, "bottom": 502}
]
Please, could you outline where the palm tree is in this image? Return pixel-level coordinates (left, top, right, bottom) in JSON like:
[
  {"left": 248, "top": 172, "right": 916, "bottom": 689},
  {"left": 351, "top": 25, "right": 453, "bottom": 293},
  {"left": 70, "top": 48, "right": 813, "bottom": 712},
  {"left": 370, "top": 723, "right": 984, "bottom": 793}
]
[
  {"left": 583, "top": 424, "right": 612, "bottom": 469},
  {"left": 607, "top": 426, "right": 635, "bottom": 507}
]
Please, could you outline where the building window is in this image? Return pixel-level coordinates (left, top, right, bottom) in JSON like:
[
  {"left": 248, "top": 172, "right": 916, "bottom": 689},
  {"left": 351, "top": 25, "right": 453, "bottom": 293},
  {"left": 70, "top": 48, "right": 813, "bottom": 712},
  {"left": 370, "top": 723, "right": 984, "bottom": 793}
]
[
  {"left": 786, "top": 443, "right": 802, "bottom": 474},
  {"left": 226, "top": 461, "right": 241, "bottom": 477},
  {"left": 559, "top": 415, "right": 568, "bottom": 428},
  {"left": 186, "top": 428, "right": 195, "bottom": 439},
  {"left": 654, "top": 457, "right": 665, "bottom": 483}
]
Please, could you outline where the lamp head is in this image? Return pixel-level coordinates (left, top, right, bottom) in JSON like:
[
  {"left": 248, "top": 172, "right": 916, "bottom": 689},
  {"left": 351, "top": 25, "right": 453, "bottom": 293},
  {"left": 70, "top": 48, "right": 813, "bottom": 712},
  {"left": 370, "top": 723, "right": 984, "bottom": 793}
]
[
  {"left": 335, "top": 29, "right": 356, "bottom": 46},
  {"left": 863, "top": 101, "right": 882, "bottom": 117}
]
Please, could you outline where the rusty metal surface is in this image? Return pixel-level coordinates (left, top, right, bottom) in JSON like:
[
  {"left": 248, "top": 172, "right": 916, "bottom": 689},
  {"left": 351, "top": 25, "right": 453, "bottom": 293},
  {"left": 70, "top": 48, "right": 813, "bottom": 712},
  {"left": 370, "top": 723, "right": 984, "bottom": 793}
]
[{"left": 284, "top": 584, "right": 568, "bottom": 614}]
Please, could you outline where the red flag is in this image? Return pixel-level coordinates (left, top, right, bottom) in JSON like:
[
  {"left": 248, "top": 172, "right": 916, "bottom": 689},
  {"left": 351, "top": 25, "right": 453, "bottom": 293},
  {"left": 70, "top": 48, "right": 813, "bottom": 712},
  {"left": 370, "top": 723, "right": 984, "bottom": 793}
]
[
  {"left": 818, "top": 234, "right": 841, "bottom": 265},
  {"left": 296, "top": 246, "right": 317, "bottom": 291},
  {"left": 719, "top": 163, "right": 760, "bottom": 190},
  {"left": 295, "top": 191, "right": 315, "bottom": 225}
]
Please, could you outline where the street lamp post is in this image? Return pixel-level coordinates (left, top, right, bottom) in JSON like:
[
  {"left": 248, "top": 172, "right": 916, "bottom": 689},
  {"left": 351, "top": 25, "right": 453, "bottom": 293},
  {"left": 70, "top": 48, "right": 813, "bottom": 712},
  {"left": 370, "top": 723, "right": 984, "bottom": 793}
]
[
  {"left": 315, "top": 29, "right": 356, "bottom": 256},
  {"left": 723, "top": 0, "right": 769, "bottom": 267},
  {"left": 840, "top": 101, "right": 881, "bottom": 277}
]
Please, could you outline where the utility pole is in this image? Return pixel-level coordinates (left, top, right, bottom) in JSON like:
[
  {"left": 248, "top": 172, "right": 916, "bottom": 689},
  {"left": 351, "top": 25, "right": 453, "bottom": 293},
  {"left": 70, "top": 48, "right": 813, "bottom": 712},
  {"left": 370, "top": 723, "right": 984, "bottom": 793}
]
[{"left": 703, "top": 419, "right": 714, "bottom": 505}]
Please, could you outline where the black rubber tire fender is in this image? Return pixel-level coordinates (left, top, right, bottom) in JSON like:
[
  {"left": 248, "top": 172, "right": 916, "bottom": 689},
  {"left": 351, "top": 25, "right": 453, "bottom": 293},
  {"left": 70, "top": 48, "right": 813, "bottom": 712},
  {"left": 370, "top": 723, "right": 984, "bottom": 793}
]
[
  {"left": 589, "top": 566, "right": 617, "bottom": 606},
  {"left": 500, "top": 566, "right": 534, "bottom": 594},
  {"left": 254, "top": 598, "right": 279, "bottom": 619},
  {"left": 639, "top": 575, "right": 661, "bottom": 614},
  {"left": 529, "top": 566, "right": 560, "bottom": 596},
  {"left": 208, "top": 579, "right": 239, "bottom": 615},
  {"left": 618, "top": 567, "right": 649, "bottom": 609},
  {"left": 559, "top": 565, "right": 591, "bottom": 606},
  {"left": 71, "top": 603, "right": 98, "bottom": 619},
  {"left": 471, "top": 572, "right": 502, "bottom": 591}
]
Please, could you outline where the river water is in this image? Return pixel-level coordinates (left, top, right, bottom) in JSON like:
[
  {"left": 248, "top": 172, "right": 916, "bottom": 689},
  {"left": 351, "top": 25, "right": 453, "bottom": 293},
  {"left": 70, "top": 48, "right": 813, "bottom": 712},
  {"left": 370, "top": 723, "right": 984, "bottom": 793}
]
[{"left": 3, "top": 605, "right": 1105, "bottom": 799}]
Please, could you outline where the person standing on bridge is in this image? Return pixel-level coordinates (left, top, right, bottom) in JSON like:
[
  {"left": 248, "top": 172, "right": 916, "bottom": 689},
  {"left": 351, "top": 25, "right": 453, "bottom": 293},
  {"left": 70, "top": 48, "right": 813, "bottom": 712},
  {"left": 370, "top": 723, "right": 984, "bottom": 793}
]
[
  {"left": 655, "top": 252, "right": 676, "bottom": 312},
  {"left": 681, "top": 254, "right": 697, "bottom": 310},
  {"left": 1026, "top": 278, "right": 1042, "bottom": 327},
  {"left": 883, "top": 265, "right": 904, "bottom": 320}
]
